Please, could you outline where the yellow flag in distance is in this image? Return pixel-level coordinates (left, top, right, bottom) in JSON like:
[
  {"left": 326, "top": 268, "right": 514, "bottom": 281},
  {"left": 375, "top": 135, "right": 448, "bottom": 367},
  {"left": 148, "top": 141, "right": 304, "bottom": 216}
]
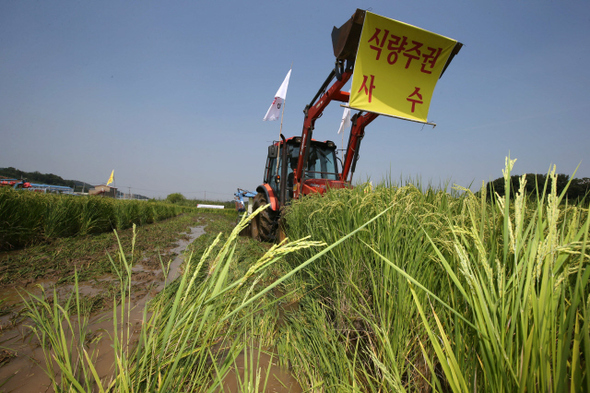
[{"left": 107, "top": 170, "right": 114, "bottom": 186}]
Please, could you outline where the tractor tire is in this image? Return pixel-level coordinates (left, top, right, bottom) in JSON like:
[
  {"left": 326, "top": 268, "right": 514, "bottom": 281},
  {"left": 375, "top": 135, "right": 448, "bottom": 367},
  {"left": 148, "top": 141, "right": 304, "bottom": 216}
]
[{"left": 250, "top": 192, "right": 277, "bottom": 242}]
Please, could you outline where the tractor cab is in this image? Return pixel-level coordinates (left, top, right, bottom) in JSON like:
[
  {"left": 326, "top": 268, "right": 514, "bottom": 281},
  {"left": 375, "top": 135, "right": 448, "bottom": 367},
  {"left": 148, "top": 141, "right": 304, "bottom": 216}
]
[{"left": 263, "top": 137, "right": 347, "bottom": 205}]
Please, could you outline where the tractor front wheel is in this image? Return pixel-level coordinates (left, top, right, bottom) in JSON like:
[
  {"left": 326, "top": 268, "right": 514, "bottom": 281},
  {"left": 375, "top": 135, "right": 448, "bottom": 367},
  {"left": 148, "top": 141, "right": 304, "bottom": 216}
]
[{"left": 250, "top": 192, "right": 276, "bottom": 242}]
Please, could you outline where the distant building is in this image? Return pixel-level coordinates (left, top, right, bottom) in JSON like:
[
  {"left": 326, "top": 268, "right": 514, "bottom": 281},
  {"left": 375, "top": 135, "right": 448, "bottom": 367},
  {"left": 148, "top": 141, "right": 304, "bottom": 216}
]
[
  {"left": 0, "top": 178, "right": 74, "bottom": 194},
  {"left": 89, "top": 185, "right": 118, "bottom": 198},
  {"left": 28, "top": 183, "right": 74, "bottom": 194}
]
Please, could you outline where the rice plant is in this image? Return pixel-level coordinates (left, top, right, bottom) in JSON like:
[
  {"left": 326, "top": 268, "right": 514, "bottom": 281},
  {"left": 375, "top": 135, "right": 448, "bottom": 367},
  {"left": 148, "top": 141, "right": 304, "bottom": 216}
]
[
  {"left": 281, "top": 157, "right": 589, "bottom": 392},
  {"left": 0, "top": 188, "right": 46, "bottom": 248},
  {"left": 22, "top": 270, "right": 100, "bottom": 392},
  {"left": 43, "top": 194, "right": 82, "bottom": 238},
  {"left": 406, "top": 158, "right": 590, "bottom": 392},
  {"left": 16, "top": 156, "right": 588, "bottom": 392},
  {"left": 0, "top": 190, "right": 184, "bottom": 250},
  {"left": 21, "top": 206, "right": 325, "bottom": 391}
]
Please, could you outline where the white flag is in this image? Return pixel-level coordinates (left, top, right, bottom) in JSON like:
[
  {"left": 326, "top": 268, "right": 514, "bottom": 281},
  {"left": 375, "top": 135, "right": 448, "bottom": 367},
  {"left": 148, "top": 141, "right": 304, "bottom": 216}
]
[
  {"left": 263, "top": 69, "right": 291, "bottom": 121},
  {"left": 337, "top": 106, "right": 351, "bottom": 134}
]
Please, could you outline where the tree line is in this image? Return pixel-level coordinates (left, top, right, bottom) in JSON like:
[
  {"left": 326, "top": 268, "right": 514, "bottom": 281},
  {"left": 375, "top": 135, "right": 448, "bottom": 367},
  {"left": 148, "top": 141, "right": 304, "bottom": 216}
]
[
  {"left": 0, "top": 167, "right": 93, "bottom": 191},
  {"left": 486, "top": 173, "right": 590, "bottom": 203}
]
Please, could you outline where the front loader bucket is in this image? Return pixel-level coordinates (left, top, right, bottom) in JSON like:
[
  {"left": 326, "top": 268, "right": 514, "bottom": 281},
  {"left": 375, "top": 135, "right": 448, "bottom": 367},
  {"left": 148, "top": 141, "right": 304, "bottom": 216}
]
[{"left": 331, "top": 9, "right": 366, "bottom": 62}]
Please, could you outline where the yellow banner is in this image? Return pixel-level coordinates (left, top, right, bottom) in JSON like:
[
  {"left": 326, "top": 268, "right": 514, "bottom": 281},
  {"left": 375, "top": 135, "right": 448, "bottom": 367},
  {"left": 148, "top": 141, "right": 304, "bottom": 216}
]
[{"left": 350, "top": 12, "right": 458, "bottom": 123}]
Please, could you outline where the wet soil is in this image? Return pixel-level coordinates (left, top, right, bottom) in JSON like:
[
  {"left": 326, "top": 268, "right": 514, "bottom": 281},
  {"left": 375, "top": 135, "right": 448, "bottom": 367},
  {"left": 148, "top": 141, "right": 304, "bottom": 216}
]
[
  {"left": 0, "top": 222, "right": 302, "bottom": 393},
  {"left": 0, "top": 226, "right": 205, "bottom": 392}
]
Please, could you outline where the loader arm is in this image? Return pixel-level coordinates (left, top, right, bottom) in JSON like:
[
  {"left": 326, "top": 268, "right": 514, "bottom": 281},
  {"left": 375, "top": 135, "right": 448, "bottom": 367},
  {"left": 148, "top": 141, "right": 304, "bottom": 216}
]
[
  {"left": 340, "top": 111, "right": 379, "bottom": 183},
  {"left": 293, "top": 67, "right": 352, "bottom": 199},
  {"left": 293, "top": 66, "right": 381, "bottom": 194}
]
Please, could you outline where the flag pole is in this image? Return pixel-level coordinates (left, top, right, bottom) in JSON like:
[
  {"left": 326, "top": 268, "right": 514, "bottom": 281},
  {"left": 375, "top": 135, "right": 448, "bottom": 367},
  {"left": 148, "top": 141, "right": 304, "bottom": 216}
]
[{"left": 275, "top": 63, "right": 292, "bottom": 180}]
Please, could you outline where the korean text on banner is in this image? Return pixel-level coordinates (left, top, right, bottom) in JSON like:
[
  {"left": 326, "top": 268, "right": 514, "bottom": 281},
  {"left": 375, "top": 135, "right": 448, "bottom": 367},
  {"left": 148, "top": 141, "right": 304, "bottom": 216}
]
[{"left": 349, "top": 12, "right": 458, "bottom": 123}]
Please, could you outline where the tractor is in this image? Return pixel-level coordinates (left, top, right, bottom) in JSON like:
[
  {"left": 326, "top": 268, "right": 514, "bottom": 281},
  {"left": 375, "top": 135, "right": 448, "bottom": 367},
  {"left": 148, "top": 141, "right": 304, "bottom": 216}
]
[{"left": 249, "top": 9, "right": 462, "bottom": 241}]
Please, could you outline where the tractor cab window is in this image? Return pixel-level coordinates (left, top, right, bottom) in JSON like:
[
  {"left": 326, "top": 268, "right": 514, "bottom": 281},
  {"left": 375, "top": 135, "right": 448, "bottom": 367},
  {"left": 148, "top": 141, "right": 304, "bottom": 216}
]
[
  {"left": 305, "top": 145, "right": 338, "bottom": 180},
  {"left": 265, "top": 155, "right": 279, "bottom": 194},
  {"left": 266, "top": 141, "right": 339, "bottom": 202},
  {"left": 284, "top": 143, "right": 338, "bottom": 181},
  {"left": 283, "top": 143, "right": 338, "bottom": 198}
]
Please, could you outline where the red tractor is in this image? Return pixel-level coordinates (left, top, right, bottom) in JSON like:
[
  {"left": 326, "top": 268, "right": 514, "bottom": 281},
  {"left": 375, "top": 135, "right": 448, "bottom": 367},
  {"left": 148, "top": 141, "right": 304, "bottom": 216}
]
[
  {"left": 0, "top": 178, "right": 32, "bottom": 189},
  {"left": 249, "top": 9, "right": 461, "bottom": 241}
]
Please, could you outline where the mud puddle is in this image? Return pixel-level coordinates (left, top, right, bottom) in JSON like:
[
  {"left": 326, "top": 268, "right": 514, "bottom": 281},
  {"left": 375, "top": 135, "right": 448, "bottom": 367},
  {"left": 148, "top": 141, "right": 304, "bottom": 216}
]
[
  {"left": 0, "top": 226, "right": 205, "bottom": 392},
  {"left": 221, "top": 346, "right": 301, "bottom": 393}
]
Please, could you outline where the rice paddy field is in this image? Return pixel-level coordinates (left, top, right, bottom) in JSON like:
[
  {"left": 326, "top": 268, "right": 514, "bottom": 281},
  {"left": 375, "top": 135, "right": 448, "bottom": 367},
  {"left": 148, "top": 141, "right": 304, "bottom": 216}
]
[
  {"left": 0, "top": 189, "right": 189, "bottom": 251},
  {"left": 1, "top": 159, "right": 588, "bottom": 392}
]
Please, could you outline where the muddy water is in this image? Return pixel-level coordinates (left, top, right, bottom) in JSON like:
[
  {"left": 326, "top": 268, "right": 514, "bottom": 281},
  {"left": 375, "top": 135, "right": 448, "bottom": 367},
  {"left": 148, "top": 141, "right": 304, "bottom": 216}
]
[
  {"left": 0, "top": 226, "right": 205, "bottom": 392},
  {"left": 0, "top": 226, "right": 302, "bottom": 393},
  {"left": 221, "top": 347, "right": 301, "bottom": 393}
]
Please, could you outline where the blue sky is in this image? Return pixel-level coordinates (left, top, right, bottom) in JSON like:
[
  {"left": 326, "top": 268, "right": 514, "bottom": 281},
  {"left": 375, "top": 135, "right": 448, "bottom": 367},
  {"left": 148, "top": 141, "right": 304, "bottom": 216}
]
[{"left": 2, "top": 1, "right": 589, "bottom": 200}]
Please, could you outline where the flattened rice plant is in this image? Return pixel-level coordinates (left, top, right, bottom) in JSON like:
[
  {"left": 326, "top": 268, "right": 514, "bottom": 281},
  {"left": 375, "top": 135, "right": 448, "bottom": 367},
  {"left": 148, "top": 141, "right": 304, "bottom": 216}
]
[{"left": 22, "top": 206, "right": 326, "bottom": 392}]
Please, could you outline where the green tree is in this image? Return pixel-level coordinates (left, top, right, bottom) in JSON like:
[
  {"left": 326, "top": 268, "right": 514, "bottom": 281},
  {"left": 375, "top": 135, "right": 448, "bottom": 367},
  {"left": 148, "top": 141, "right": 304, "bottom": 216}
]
[
  {"left": 486, "top": 173, "right": 589, "bottom": 203},
  {"left": 166, "top": 193, "right": 186, "bottom": 204}
]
